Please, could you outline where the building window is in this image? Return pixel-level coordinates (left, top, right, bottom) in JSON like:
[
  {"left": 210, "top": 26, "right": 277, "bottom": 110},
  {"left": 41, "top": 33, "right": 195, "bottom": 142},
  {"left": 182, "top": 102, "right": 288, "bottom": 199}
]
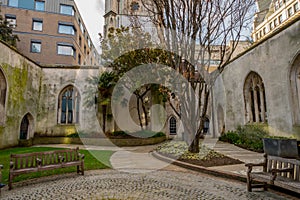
[
  {"left": 274, "top": 0, "right": 283, "bottom": 10},
  {"left": 58, "top": 23, "right": 76, "bottom": 35},
  {"left": 278, "top": 14, "right": 283, "bottom": 24},
  {"left": 0, "top": 69, "right": 7, "bottom": 125},
  {"left": 84, "top": 45, "right": 86, "bottom": 54},
  {"left": 58, "top": 86, "right": 80, "bottom": 124},
  {"left": 274, "top": 18, "right": 278, "bottom": 27},
  {"left": 294, "top": 2, "right": 299, "bottom": 12},
  {"left": 78, "top": 19, "right": 84, "bottom": 33},
  {"left": 262, "top": 27, "right": 266, "bottom": 35},
  {"left": 269, "top": 22, "right": 274, "bottom": 30},
  {"left": 5, "top": 15, "right": 16, "bottom": 28},
  {"left": 60, "top": 4, "right": 74, "bottom": 16},
  {"left": 31, "top": 40, "right": 41, "bottom": 53},
  {"left": 8, "top": 0, "right": 18, "bottom": 7},
  {"left": 130, "top": 2, "right": 140, "bottom": 11},
  {"left": 57, "top": 43, "right": 75, "bottom": 56},
  {"left": 244, "top": 72, "right": 267, "bottom": 123},
  {"left": 288, "top": 7, "right": 294, "bottom": 17},
  {"left": 78, "top": 54, "right": 81, "bottom": 65},
  {"left": 87, "top": 37, "right": 91, "bottom": 48},
  {"left": 35, "top": 1, "right": 45, "bottom": 11},
  {"left": 32, "top": 19, "right": 43, "bottom": 31},
  {"left": 79, "top": 36, "right": 82, "bottom": 47},
  {"left": 169, "top": 117, "right": 177, "bottom": 135}
]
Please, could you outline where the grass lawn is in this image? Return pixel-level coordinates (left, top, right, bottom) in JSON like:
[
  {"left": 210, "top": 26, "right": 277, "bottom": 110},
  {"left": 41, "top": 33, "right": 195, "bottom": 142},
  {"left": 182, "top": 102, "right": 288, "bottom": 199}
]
[{"left": 0, "top": 147, "right": 114, "bottom": 184}]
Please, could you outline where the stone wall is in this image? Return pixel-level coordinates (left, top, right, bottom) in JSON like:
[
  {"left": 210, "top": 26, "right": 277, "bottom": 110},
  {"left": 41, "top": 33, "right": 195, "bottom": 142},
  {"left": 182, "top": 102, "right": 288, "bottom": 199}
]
[
  {"left": 0, "top": 42, "right": 42, "bottom": 148},
  {"left": 212, "top": 19, "right": 300, "bottom": 138},
  {"left": 36, "top": 66, "right": 102, "bottom": 137}
]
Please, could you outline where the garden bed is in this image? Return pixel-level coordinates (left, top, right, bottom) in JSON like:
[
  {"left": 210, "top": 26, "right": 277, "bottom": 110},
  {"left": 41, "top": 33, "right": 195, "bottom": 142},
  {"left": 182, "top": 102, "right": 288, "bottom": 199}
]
[{"left": 156, "top": 141, "right": 242, "bottom": 167}]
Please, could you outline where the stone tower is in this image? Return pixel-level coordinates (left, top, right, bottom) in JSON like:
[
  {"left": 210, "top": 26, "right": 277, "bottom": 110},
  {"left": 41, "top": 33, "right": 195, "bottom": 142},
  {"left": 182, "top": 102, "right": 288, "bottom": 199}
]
[{"left": 103, "top": 0, "right": 150, "bottom": 37}]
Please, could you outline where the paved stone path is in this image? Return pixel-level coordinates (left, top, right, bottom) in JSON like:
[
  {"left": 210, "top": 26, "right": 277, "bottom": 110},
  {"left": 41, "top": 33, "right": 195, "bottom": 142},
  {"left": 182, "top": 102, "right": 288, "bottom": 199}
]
[{"left": 1, "top": 169, "right": 289, "bottom": 200}]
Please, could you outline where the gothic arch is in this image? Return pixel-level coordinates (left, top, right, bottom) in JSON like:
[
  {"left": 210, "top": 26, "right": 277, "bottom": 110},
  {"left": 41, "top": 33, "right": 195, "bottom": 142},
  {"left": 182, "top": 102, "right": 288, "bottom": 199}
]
[
  {"left": 243, "top": 71, "right": 268, "bottom": 123},
  {"left": 19, "top": 113, "right": 34, "bottom": 140},
  {"left": 0, "top": 68, "right": 7, "bottom": 125},
  {"left": 290, "top": 53, "right": 300, "bottom": 125},
  {"left": 57, "top": 85, "right": 80, "bottom": 124}
]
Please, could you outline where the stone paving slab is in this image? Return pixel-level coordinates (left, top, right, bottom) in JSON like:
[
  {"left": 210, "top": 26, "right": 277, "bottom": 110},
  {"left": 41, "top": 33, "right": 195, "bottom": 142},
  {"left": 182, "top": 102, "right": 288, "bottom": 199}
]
[{"left": 0, "top": 170, "right": 290, "bottom": 200}]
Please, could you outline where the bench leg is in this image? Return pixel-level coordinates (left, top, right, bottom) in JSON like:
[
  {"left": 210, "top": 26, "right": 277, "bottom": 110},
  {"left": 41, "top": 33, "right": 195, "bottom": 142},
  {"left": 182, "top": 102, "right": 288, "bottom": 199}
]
[
  {"left": 263, "top": 183, "right": 267, "bottom": 191},
  {"left": 77, "top": 166, "right": 79, "bottom": 174},
  {"left": 81, "top": 162, "right": 84, "bottom": 175},
  {"left": 8, "top": 173, "right": 13, "bottom": 190},
  {"left": 247, "top": 177, "right": 252, "bottom": 192}
]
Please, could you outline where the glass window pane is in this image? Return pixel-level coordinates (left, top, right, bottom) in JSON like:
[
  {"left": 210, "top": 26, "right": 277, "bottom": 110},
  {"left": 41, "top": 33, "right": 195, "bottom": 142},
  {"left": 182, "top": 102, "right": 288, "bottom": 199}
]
[
  {"left": 35, "top": 1, "right": 45, "bottom": 11},
  {"left": 58, "top": 24, "right": 75, "bottom": 35},
  {"left": 60, "top": 4, "right": 74, "bottom": 16},
  {"left": 8, "top": 0, "right": 18, "bottom": 7},
  {"left": 5, "top": 16, "right": 16, "bottom": 28},
  {"left": 31, "top": 42, "right": 41, "bottom": 53},
  {"left": 33, "top": 21, "right": 43, "bottom": 31},
  {"left": 58, "top": 45, "right": 75, "bottom": 56}
]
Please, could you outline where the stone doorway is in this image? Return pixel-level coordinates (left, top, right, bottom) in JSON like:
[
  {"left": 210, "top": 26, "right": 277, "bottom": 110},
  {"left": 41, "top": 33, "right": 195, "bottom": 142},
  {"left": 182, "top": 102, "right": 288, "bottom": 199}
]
[{"left": 19, "top": 113, "right": 34, "bottom": 140}]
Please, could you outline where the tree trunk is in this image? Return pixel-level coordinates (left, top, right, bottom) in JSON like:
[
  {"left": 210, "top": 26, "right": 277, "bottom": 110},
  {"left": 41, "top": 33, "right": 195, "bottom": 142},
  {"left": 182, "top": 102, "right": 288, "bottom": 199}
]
[{"left": 188, "top": 137, "right": 200, "bottom": 153}]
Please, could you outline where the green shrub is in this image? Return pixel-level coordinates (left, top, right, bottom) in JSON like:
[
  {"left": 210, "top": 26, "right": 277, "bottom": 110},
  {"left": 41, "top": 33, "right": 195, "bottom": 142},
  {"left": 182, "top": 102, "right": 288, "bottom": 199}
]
[
  {"left": 219, "top": 124, "right": 268, "bottom": 152},
  {"left": 219, "top": 131, "right": 239, "bottom": 143}
]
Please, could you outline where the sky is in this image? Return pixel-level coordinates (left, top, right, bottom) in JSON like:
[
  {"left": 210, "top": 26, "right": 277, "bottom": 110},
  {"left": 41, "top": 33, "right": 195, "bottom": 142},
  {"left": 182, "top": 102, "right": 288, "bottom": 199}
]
[{"left": 74, "top": 0, "right": 105, "bottom": 53}]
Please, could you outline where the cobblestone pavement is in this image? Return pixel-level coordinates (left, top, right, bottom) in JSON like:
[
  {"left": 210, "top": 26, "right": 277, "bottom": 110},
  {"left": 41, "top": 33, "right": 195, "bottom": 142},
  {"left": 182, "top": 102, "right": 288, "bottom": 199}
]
[{"left": 1, "top": 169, "right": 290, "bottom": 200}]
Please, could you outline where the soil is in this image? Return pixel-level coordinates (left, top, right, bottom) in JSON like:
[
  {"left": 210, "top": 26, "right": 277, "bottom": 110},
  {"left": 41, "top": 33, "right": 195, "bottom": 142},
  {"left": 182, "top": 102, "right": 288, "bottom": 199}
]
[
  {"left": 158, "top": 153, "right": 243, "bottom": 168},
  {"left": 178, "top": 156, "right": 243, "bottom": 167}
]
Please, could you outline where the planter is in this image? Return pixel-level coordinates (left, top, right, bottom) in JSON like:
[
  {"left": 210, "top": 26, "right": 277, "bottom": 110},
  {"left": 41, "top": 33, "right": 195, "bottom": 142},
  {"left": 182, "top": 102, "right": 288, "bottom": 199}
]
[
  {"left": 33, "top": 136, "right": 166, "bottom": 147},
  {"left": 263, "top": 138, "right": 298, "bottom": 158}
]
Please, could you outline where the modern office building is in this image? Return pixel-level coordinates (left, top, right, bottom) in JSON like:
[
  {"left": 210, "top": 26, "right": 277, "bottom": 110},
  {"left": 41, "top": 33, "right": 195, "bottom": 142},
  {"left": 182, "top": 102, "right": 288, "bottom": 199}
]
[
  {"left": 252, "top": 0, "right": 300, "bottom": 42},
  {"left": 0, "top": 0, "right": 100, "bottom": 66}
]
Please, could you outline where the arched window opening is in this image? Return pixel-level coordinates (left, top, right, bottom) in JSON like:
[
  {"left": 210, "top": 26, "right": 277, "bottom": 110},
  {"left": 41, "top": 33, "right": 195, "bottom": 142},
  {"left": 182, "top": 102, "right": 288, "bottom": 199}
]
[
  {"left": 244, "top": 72, "right": 267, "bottom": 123},
  {"left": 290, "top": 54, "right": 300, "bottom": 124},
  {"left": 0, "top": 69, "right": 6, "bottom": 125},
  {"left": 169, "top": 117, "right": 177, "bottom": 135},
  {"left": 58, "top": 86, "right": 80, "bottom": 124}
]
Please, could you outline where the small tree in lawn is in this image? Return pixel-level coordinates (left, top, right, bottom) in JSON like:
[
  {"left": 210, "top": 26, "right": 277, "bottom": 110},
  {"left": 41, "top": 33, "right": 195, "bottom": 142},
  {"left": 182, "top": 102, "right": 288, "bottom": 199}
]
[
  {"left": 140, "top": 0, "right": 255, "bottom": 152},
  {"left": 100, "top": 26, "right": 175, "bottom": 131},
  {"left": 0, "top": 7, "right": 19, "bottom": 47}
]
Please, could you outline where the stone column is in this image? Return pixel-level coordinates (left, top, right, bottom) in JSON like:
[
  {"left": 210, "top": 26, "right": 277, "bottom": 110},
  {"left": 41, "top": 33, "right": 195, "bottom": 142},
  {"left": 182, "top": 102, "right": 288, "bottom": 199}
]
[
  {"left": 253, "top": 87, "right": 260, "bottom": 122},
  {"left": 260, "top": 88, "right": 266, "bottom": 122}
]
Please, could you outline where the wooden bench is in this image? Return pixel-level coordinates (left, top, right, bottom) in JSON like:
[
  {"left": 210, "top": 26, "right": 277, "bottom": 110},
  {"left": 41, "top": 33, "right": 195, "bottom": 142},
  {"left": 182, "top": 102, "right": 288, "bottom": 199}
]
[
  {"left": 9, "top": 147, "right": 84, "bottom": 190},
  {"left": 246, "top": 153, "right": 300, "bottom": 193}
]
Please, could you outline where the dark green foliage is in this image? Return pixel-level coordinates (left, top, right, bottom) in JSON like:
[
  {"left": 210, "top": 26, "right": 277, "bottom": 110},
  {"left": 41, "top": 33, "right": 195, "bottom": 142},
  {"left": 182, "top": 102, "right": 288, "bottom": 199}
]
[
  {"left": 107, "top": 130, "right": 165, "bottom": 139},
  {"left": 219, "top": 124, "right": 269, "bottom": 152},
  {"left": 0, "top": 8, "right": 19, "bottom": 47}
]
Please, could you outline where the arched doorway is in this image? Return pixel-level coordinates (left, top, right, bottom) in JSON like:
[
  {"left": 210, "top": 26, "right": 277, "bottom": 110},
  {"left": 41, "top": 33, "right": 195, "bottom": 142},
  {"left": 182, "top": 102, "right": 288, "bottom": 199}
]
[
  {"left": 19, "top": 113, "right": 34, "bottom": 140},
  {"left": 169, "top": 116, "right": 177, "bottom": 135}
]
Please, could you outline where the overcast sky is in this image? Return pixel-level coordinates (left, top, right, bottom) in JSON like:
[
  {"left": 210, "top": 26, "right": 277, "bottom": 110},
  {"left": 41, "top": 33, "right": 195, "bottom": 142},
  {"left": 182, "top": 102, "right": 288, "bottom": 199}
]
[{"left": 74, "top": 0, "right": 105, "bottom": 53}]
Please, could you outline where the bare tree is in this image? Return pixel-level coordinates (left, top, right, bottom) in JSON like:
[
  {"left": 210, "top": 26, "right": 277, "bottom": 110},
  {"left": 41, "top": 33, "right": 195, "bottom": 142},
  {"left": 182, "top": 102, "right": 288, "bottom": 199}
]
[{"left": 140, "top": 0, "right": 255, "bottom": 152}]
